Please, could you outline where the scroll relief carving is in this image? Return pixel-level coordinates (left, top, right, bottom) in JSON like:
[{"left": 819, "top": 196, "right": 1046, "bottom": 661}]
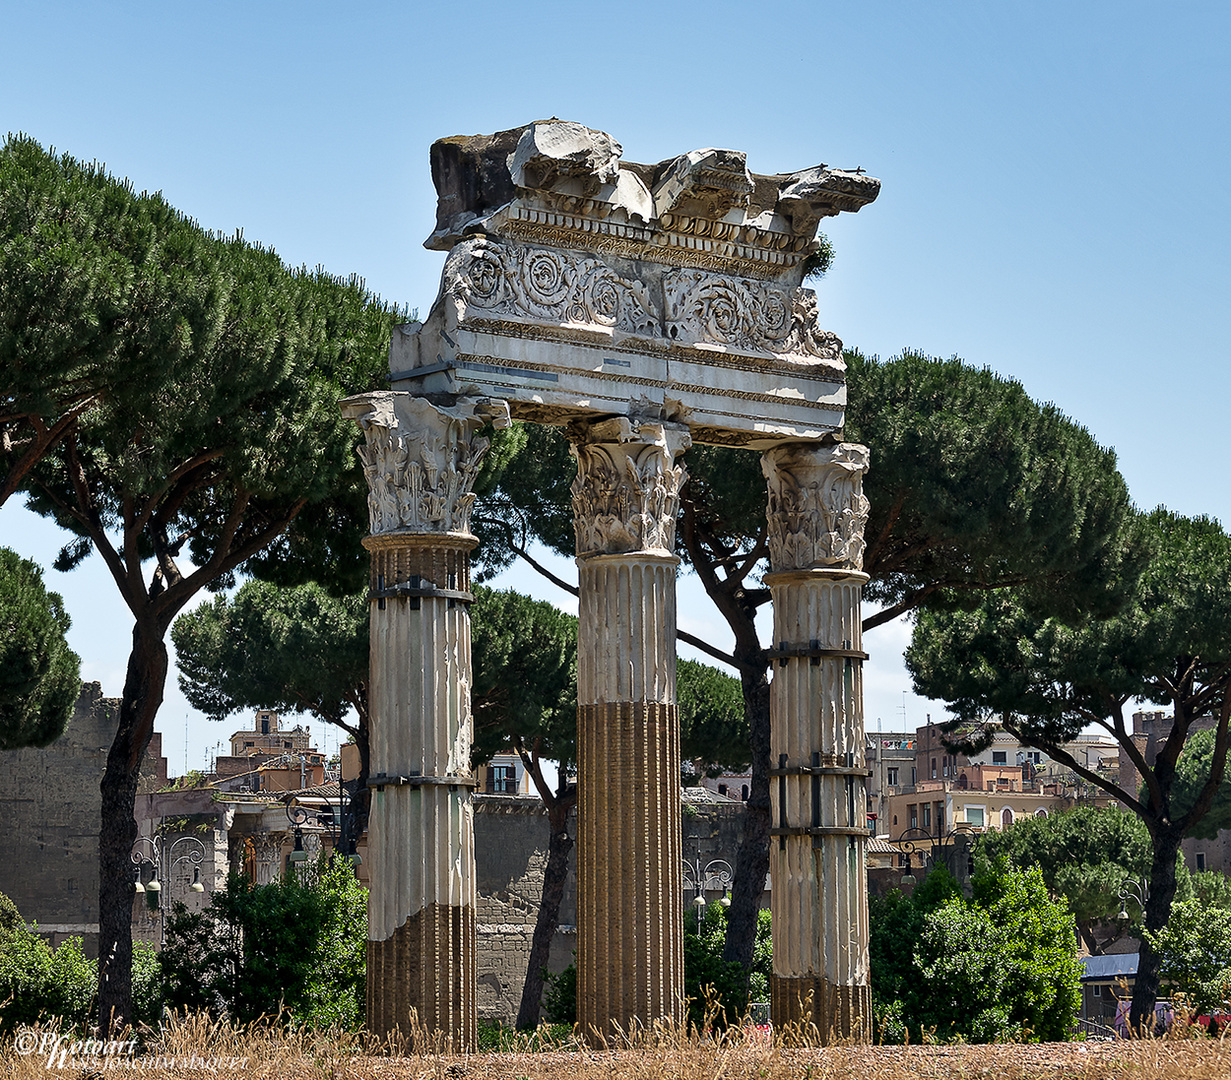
[
  {"left": 445, "top": 236, "right": 839, "bottom": 363},
  {"left": 345, "top": 394, "right": 509, "bottom": 537},
  {"left": 446, "top": 236, "right": 657, "bottom": 337},
  {"left": 662, "top": 270, "right": 841, "bottom": 363},
  {"left": 571, "top": 423, "right": 691, "bottom": 557},
  {"left": 763, "top": 443, "right": 870, "bottom": 572}
]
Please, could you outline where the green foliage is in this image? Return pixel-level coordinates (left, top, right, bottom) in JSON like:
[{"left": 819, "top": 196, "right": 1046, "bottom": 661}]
[
  {"left": 173, "top": 579, "right": 368, "bottom": 728},
  {"left": 976, "top": 806, "right": 1153, "bottom": 950},
  {"left": 1172, "top": 727, "right": 1231, "bottom": 840},
  {"left": 130, "top": 942, "right": 163, "bottom": 1028},
  {"left": 541, "top": 961, "right": 576, "bottom": 1025},
  {"left": 0, "top": 924, "right": 96, "bottom": 1032},
  {"left": 845, "top": 348, "right": 1139, "bottom": 627},
  {"left": 470, "top": 586, "right": 578, "bottom": 774},
  {"left": 1144, "top": 898, "right": 1231, "bottom": 1014},
  {"left": 160, "top": 860, "right": 366, "bottom": 1027},
  {"left": 678, "top": 658, "right": 749, "bottom": 778},
  {"left": 0, "top": 547, "right": 80, "bottom": 748},
  {"left": 1191, "top": 870, "right": 1231, "bottom": 911},
  {"left": 681, "top": 901, "right": 772, "bottom": 1029},
  {"left": 870, "top": 864, "right": 1080, "bottom": 1043}
]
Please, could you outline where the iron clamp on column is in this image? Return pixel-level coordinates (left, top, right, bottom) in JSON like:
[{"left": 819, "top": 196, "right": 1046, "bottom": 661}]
[
  {"left": 767, "top": 641, "right": 871, "bottom": 851},
  {"left": 369, "top": 573, "right": 474, "bottom": 611}
]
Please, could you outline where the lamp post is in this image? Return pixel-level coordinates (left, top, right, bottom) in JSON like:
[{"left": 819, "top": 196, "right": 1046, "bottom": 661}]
[
  {"left": 683, "top": 858, "right": 733, "bottom": 929},
  {"left": 1118, "top": 877, "right": 1149, "bottom": 921},
  {"left": 130, "top": 833, "right": 207, "bottom": 944},
  {"left": 895, "top": 823, "right": 980, "bottom": 883}
]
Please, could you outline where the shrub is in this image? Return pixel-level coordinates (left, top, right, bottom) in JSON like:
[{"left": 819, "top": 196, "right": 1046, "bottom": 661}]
[
  {"left": 160, "top": 857, "right": 366, "bottom": 1027},
  {"left": 0, "top": 922, "right": 95, "bottom": 1032}
]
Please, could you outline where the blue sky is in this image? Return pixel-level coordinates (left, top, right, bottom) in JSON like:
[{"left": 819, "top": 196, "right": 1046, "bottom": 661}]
[{"left": 2, "top": 2, "right": 1228, "bottom": 771}]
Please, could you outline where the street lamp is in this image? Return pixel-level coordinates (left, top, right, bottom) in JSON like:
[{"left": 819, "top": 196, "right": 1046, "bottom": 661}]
[
  {"left": 130, "top": 832, "right": 208, "bottom": 944},
  {"left": 287, "top": 804, "right": 311, "bottom": 866},
  {"left": 895, "top": 823, "right": 980, "bottom": 882},
  {"left": 1118, "top": 877, "right": 1149, "bottom": 921}
]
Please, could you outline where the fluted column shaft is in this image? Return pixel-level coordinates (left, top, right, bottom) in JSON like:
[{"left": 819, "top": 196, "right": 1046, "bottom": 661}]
[
  {"left": 571, "top": 417, "right": 690, "bottom": 1043},
  {"left": 762, "top": 442, "right": 872, "bottom": 1042},
  {"left": 341, "top": 392, "right": 509, "bottom": 1050}
]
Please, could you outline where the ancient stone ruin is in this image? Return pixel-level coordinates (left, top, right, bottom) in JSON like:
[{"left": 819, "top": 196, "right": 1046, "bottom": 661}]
[{"left": 342, "top": 119, "right": 880, "bottom": 1047}]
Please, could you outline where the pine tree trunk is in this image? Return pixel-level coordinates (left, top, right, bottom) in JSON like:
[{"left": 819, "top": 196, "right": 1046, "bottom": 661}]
[
  {"left": 722, "top": 666, "right": 771, "bottom": 972},
  {"left": 96, "top": 624, "right": 166, "bottom": 1035},
  {"left": 516, "top": 794, "right": 576, "bottom": 1029},
  {"left": 1129, "top": 829, "right": 1181, "bottom": 1032}
]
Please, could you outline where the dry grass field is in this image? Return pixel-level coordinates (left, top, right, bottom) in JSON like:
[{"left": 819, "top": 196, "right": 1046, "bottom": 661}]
[{"left": 4, "top": 1015, "right": 1231, "bottom": 1080}]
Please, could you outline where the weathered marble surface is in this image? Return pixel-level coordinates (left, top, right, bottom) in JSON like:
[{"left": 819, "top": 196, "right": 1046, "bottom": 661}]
[{"left": 397, "top": 120, "right": 879, "bottom": 448}]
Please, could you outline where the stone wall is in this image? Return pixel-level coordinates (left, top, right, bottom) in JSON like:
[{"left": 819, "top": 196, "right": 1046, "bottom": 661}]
[
  {"left": 473, "top": 790, "right": 752, "bottom": 1025},
  {"left": 474, "top": 795, "right": 576, "bottom": 1022},
  {"left": 0, "top": 682, "right": 164, "bottom": 954}
]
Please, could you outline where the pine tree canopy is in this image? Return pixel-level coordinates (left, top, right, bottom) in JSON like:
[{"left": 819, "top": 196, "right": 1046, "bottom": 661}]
[{"left": 0, "top": 547, "right": 80, "bottom": 748}]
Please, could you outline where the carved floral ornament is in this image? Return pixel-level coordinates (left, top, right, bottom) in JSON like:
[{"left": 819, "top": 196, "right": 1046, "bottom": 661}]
[
  {"left": 570, "top": 421, "right": 691, "bottom": 557},
  {"left": 340, "top": 393, "right": 510, "bottom": 537},
  {"left": 445, "top": 236, "right": 840, "bottom": 364},
  {"left": 762, "top": 443, "right": 871, "bottom": 572}
]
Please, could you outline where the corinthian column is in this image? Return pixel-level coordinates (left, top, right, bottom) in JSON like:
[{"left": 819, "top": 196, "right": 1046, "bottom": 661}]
[
  {"left": 570, "top": 417, "right": 690, "bottom": 1042},
  {"left": 340, "top": 391, "right": 509, "bottom": 1051},
  {"left": 761, "top": 441, "right": 871, "bottom": 1042}
]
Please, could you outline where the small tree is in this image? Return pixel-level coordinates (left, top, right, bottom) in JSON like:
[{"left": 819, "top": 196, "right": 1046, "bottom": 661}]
[
  {"left": 160, "top": 858, "right": 366, "bottom": 1028},
  {"left": 907, "top": 509, "right": 1231, "bottom": 1028},
  {"left": 0, "top": 547, "right": 80, "bottom": 748},
  {"left": 871, "top": 864, "right": 1081, "bottom": 1043},
  {"left": 976, "top": 805, "right": 1154, "bottom": 955},
  {"left": 1144, "top": 898, "right": 1231, "bottom": 1015}
]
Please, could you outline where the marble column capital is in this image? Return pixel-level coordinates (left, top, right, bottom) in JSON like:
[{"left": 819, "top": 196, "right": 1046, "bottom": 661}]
[
  {"left": 568, "top": 417, "right": 691, "bottom": 558},
  {"left": 341, "top": 391, "right": 510, "bottom": 539},
  {"left": 761, "top": 441, "right": 870, "bottom": 573}
]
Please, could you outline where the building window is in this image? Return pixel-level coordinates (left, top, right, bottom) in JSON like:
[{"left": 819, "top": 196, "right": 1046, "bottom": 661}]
[
  {"left": 1197, "top": 852, "right": 1207, "bottom": 871},
  {"left": 966, "top": 806, "right": 985, "bottom": 827},
  {"left": 931, "top": 758, "right": 937, "bottom": 779},
  {"left": 486, "top": 764, "right": 516, "bottom": 794},
  {"left": 718, "top": 784, "right": 727, "bottom": 796},
  {"left": 1001, "top": 807, "right": 1014, "bottom": 828},
  {"left": 244, "top": 741, "right": 254, "bottom": 748},
  {"left": 908, "top": 805, "right": 918, "bottom": 830},
  {"left": 992, "top": 751, "right": 1007, "bottom": 765},
  {"left": 935, "top": 802, "right": 945, "bottom": 833},
  {"left": 922, "top": 804, "right": 932, "bottom": 830},
  {"left": 911, "top": 767, "right": 917, "bottom": 786},
  {"left": 261, "top": 716, "right": 270, "bottom": 735},
  {"left": 887, "top": 767, "right": 899, "bottom": 786},
  {"left": 741, "top": 785, "right": 749, "bottom": 801}
]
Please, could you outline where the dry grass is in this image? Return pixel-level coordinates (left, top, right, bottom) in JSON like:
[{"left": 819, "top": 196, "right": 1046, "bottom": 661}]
[{"left": 2, "top": 1015, "right": 1230, "bottom": 1080}]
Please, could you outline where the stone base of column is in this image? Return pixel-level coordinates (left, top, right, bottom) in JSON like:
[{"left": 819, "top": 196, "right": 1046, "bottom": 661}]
[
  {"left": 770, "top": 974, "right": 870, "bottom": 1043},
  {"left": 577, "top": 700, "right": 684, "bottom": 1043},
  {"left": 367, "top": 905, "right": 476, "bottom": 1050}
]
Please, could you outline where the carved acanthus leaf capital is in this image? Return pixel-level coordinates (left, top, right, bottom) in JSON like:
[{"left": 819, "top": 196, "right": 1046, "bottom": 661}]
[
  {"left": 340, "top": 392, "right": 510, "bottom": 538},
  {"left": 570, "top": 418, "right": 691, "bottom": 557},
  {"left": 762, "top": 442, "right": 870, "bottom": 572}
]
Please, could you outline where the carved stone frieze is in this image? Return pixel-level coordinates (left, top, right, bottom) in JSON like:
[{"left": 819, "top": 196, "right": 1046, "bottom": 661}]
[
  {"left": 663, "top": 270, "right": 841, "bottom": 362},
  {"left": 570, "top": 418, "right": 691, "bottom": 557},
  {"left": 762, "top": 443, "right": 870, "bottom": 572},
  {"left": 446, "top": 236, "right": 658, "bottom": 337},
  {"left": 340, "top": 392, "right": 510, "bottom": 537},
  {"left": 444, "top": 235, "right": 839, "bottom": 364}
]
